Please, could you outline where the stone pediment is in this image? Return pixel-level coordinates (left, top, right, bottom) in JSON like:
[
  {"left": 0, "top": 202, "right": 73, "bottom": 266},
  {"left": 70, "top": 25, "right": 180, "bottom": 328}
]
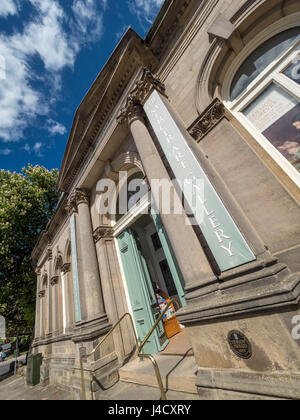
[{"left": 57, "top": 29, "right": 158, "bottom": 194}]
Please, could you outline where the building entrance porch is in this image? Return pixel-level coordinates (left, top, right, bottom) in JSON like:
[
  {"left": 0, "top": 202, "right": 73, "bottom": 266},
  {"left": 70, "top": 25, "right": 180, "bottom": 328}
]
[{"left": 116, "top": 206, "right": 186, "bottom": 356}]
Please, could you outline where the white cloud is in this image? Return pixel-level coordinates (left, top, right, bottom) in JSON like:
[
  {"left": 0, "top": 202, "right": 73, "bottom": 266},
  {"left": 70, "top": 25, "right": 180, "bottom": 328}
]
[
  {"left": 129, "top": 0, "right": 164, "bottom": 25},
  {"left": 0, "top": 148, "right": 12, "bottom": 155},
  {"left": 33, "top": 142, "right": 43, "bottom": 156},
  {"left": 116, "top": 25, "right": 130, "bottom": 43},
  {"left": 47, "top": 119, "right": 66, "bottom": 136},
  {"left": 13, "top": 0, "right": 76, "bottom": 71},
  {"left": 72, "top": 0, "right": 104, "bottom": 42},
  {"left": 22, "top": 143, "right": 31, "bottom": 153},
  {"left": 0, "top": 0, "right": 106, "bottom": 143},
  {"left": 0, "top": 37, "right": 43, "bottom": 142},
  {"left": 0, "top": 0, "right": 18, "bottom": 18}
]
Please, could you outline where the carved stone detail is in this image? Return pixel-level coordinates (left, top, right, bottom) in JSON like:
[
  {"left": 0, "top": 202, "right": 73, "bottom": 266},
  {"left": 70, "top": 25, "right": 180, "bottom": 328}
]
[
  {"left": 66, "top": 188, "right": 90, "bottom": 214},
  {"left": 47, "top": 248, "right": 53, "bottom": 261},
  {"left": 65, "top": 198, "right": 77, "bottom": 215},
  {"left": 61, "top": 263, "right": 71, "bottom": 274},
  {"left": 189, "top": 99, "right": 225, "bottom": 142},
  {"left": 117, "top": 97, "right": 145, "bottom": 126},
  {"left": 130, "top": 67, "right": 166, "bottom": 104},
  {"left": 50, "top": 276, "right": 59, "bottom": 287},
  {"left": 93, "top": 226, "right": 114, "bottom": 243},
  {"left": 39, "top": 290, "right": 46, "bottom": 298},
  {"left": 117, "top": 68, "right": 166, "bottom": 126}
]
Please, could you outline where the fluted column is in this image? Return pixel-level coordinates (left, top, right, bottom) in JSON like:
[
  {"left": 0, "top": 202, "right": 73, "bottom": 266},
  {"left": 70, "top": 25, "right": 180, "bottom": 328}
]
[
  {"left": 61, "top": 263, "right": 73, "bottom": 332},
  {"left": 93, "top": 226, "right": 136, "bottom": 359},
  {"left": 46, "top": 249, "right": 52, "bottom": 335},
  {"left": 117, "top": 96, "right": 216, "bottom": 292},
  {"left": 68, "top": 189, "right": 105, "bottom": 321},
  {"left": 50, "top": 276, "right": 59, "bottom": 335},
  {"left": 39, "top": 290, "right": 46, "bottom": 338},
  {"left": 34, "top": 268, "right": 41, "bottom": 340}
]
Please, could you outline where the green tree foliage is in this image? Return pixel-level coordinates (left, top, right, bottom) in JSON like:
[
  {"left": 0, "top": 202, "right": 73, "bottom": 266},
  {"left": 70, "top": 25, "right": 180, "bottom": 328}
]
[{"left": 0, "top": 165, "right": 59, "bottom": 335}]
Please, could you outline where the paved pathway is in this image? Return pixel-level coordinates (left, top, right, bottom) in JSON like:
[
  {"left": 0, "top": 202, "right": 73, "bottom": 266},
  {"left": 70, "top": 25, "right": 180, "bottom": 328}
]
[
  {"left": 97, "top": 381, "right": 200, "bottom": 400},
  {"left": 0, "top": 376, "right": 71, "bottom": 400}
]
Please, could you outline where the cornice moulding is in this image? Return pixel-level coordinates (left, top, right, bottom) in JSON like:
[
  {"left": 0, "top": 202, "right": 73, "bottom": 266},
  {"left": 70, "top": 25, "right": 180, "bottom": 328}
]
[{"left": 58, "top": 36, "right": 158, "bottom": 194}]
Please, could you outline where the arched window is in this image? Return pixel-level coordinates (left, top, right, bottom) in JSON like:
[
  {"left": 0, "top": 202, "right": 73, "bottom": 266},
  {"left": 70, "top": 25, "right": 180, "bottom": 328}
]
[{"left": 224, "top": 25, "right": 300, "bottom": 185}]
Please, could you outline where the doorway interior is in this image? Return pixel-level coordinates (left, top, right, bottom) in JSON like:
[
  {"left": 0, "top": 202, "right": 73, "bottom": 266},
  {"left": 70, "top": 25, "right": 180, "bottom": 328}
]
[{"left": 116, "top": 208, "right": 186, "bottom": 355}]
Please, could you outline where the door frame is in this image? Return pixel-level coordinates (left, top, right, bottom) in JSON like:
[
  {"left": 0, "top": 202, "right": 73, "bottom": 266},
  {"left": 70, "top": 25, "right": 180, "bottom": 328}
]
[
  {"left": 114, "top": 195, "right": 155, "bottom": 341},
  {"left": 114, "top": 195, "right": 186, "bottom": 349}
]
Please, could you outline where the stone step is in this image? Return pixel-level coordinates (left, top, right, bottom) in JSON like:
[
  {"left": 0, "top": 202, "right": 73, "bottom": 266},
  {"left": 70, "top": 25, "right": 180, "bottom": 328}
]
[
  {"left": 96, "top": 381, "right": 200, "bottom": 400},
  {"left": 119, "top": 354, "right": 198, "bottom": 395}
]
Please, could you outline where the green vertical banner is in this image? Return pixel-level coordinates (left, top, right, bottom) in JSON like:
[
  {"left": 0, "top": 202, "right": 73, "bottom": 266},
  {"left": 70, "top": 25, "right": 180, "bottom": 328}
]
[{"left": 144, "top": 90, "right": 256, "bottom": 273}]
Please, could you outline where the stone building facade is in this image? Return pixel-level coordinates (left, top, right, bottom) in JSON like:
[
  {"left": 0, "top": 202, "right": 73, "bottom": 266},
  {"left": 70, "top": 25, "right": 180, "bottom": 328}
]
[{"left": 32, "top": 0, "right": 300, "bottom": 400}]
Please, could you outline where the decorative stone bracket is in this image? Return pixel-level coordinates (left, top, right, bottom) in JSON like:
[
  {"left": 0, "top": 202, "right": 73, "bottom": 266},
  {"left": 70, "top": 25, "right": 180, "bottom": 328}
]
[
  {"left": 188, "top": 99, "right": 225, "bottom": 142},
  {"left": 93, "top": 226, "right": 114, "bottom": 244}
]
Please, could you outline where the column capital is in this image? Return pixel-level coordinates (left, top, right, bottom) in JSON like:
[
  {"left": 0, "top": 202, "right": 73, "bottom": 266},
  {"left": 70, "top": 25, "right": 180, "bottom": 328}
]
[
  {"left": 35, "top": 267, "right": 42, "bottom": 276},
  {"left": 38, "top": 290, "right": 45, "bottom": 298},
  {"left": 117, "top": 67, "right": 166, "bottom": 126},
  {"left": 117, "top": 96, "right": 145, "bottom": 126},
  {"left": 93, "top": 226, "right": 114, "bottom": 243},
  {"left": 66, "top": 188, "right": 90, "bottom": 214},
  {"left": 61, "top": 263, "right": 71, "bottom": 274},
  {"left": 50, "top": 276, "right": 59, "bottom": 287},
  {"left": 133, "top": 67, "right": 166, "bottom": 103}
]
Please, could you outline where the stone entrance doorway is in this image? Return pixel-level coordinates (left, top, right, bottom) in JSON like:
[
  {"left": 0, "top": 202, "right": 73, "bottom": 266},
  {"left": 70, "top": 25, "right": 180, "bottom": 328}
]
[{"left": 117, "top": 211, "right": 186, "bottom": 355}]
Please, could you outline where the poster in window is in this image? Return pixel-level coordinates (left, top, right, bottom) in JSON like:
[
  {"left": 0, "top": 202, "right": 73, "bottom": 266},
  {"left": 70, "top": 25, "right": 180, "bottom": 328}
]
[{"left": 244, "top": 84, "right": 300, "bottom": 172}]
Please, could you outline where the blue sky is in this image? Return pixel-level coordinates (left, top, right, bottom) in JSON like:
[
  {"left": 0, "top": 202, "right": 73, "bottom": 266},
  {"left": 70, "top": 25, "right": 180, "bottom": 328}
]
[{"left": 0, "top": 0, "right": 164, "bottom": 173}]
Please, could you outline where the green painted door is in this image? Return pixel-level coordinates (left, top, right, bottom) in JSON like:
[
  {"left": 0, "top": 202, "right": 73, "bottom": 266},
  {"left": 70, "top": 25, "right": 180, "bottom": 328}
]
[
  {"left": 151, "top": 210, "right": 186, "bottom": 307},
  {"left": 117, "top": 228, "right": 168, "bottom": 355}
]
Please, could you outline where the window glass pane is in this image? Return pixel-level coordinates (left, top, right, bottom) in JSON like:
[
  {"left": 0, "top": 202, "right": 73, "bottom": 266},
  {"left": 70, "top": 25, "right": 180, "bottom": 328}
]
[
  {"left": 284, "top": 55, "right": 300, "bottom": 85},
  {"left": 151, "top": 232, "right": 162, "bottom": 251},
  {"left": 243, "top": 83, "right": 300, "bottom": 172},
  {"left": 230, "top": 28, "right": 300, "bottom": 100},
  {"left": 159, "top": 260, "right": 177, "bottom": 297}
]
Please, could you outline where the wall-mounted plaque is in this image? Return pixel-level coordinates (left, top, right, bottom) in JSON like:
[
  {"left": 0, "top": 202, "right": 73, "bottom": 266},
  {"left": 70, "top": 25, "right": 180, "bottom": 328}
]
[{"left": 228, "top": 330, "right": 252, "bottom": 359}]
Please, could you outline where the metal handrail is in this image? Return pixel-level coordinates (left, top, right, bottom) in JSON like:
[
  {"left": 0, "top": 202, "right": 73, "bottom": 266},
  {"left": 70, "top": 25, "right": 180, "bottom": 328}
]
[{"left": 80, "top": 299, "right": 178, "bottom": 401}]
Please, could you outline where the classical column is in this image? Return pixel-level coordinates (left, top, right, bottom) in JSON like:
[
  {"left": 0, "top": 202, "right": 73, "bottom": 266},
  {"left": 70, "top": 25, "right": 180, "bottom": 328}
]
[
  {"left": 46, "top": 248, "right": 53, "bottom": 336},
  {"left": 39, "top": 290, "right": 46, "bottom": 338},
  {"left": 34, "top": 268, "right": 41, "bottom": 340},
  {"left": 68, "top": 189, "right": 105, "bottom": 322},
  {"left": 61, "top": 263, "right": 73, "bottom": 333},
  {"left": 117, "top": 96, "right": 216, "bottom": 293},
  {"left": 50, "top": 276, "right": 59, "bottom": 335},
  {"left": 93, "top": 226, "right": 135, "bottom": 359}
]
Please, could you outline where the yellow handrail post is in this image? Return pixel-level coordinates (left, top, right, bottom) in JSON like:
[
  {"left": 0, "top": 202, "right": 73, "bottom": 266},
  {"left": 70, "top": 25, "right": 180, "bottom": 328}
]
[
  {"left": 80, "top": 313, "right": 139, "bottom": 400},
  {"left": 79, "top": 299, "right": 178, "bottom": 401},
  {"left": 80, "top": 356, "right": 87, "bottom": 401}
]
